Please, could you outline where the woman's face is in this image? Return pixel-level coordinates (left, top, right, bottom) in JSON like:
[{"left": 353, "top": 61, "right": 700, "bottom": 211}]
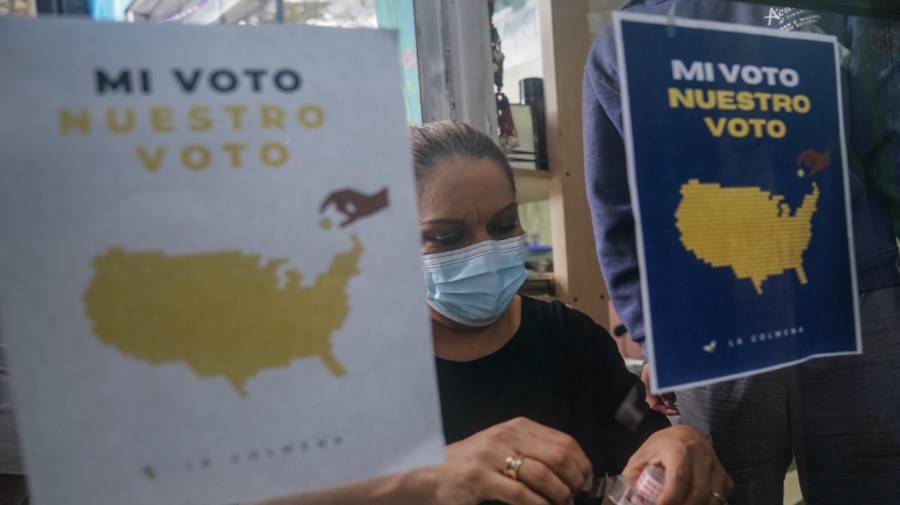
[{"left": 418, "top": 156, "right": 523, "bottom": 255}]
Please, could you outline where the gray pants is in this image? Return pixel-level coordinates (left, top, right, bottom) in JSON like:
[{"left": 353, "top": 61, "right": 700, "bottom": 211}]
[{"left": 678, "top": 285, "right": 900, "bottom": 505}]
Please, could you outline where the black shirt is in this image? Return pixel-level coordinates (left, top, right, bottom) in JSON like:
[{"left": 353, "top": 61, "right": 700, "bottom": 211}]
[{"left": 436, "top": 296, "right": 669, "bottom": 482}]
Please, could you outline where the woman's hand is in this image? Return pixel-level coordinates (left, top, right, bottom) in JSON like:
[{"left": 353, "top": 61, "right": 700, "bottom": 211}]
[
  {"left": 425, "top": 417, "right": 593, "bottom": 505},
  {"left": 641, "top": 364, "right": 679, "bottom": 416},
  {"left": 622, "top": 425, "right": 733, "bottom": 505},
  {"left": 246, "top": 418, "right": 592, "bottom": 505}
]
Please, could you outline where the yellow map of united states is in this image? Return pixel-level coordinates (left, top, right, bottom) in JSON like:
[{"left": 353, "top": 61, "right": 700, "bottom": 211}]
[
  {"left": 83, "top": 236, "right": 364, "bottom": 395},
  {"left": 675, "top": 180, "right": 819, "bottom": 295}
]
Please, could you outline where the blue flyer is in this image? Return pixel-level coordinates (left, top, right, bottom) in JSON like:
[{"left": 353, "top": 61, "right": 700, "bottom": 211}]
[{"left": 614, "top": 13, "right": 861, "bottom": 392}]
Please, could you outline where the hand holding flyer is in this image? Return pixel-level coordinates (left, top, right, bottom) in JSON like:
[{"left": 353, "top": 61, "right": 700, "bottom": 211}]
[{"left": 614, "top": 12, "right": 860, "bottom": 392}]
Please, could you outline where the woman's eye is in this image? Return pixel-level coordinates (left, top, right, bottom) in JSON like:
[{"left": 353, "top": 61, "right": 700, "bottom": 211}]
[
  {"left": 491, "top": 223, "right": 518, "bottom": 236},
  {"left": 424, "top": 232, "right": 462, "bottom": 247}
]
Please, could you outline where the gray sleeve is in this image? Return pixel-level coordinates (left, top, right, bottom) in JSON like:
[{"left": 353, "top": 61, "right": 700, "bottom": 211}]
[
  {"left": 582, "top": 32, "right": 646, "bottom": 349},
  {"left": 0, "top": 318, "right": 24, "bottom": 475}
]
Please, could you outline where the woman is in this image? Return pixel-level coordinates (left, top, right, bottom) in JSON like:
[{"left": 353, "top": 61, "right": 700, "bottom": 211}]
[{"left": 252, "top": 121, "right": 733, "bottom": 505}]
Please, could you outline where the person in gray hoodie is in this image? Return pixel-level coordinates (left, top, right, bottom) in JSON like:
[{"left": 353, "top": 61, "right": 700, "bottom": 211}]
[{"left": 583, "top": 2, "right": 900, "bottom": 504}]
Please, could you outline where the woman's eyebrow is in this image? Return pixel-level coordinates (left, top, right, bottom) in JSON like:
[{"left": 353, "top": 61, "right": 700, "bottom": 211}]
[{"left": 490, "top": 203, "right": 518, "bottom": 220}]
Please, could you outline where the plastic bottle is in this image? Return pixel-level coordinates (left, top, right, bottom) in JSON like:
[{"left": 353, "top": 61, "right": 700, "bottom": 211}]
[{"left": 607, "top": 465, "right": 665, "bottom": 505}]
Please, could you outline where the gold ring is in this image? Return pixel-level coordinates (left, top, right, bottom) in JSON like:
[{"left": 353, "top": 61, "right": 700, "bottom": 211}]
[
  {"left": 504, "top": 455, "right": 524, "bottom": 480},
  {"left": 711, "top": 491, "right": 728, "bottom": 504}
]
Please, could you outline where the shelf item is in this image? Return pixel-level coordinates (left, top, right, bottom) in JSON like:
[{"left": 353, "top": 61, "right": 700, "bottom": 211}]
[{"left": 520, "top": 272, "right": 555, "bottom": 298}]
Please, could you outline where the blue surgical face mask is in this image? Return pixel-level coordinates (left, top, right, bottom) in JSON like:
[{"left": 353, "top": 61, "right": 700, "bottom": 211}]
[{"left": 422, "top": 235, "right": 527, "bottom": 327}]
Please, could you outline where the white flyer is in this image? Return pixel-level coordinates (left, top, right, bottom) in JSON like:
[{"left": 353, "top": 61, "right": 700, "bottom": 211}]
[{"left": 0, "top": 17, "right": 444, "bottom": 505}]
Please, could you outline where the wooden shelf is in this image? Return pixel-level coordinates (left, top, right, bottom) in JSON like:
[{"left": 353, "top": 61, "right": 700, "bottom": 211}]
[{"left": 538, "top": 0, "right": 609, "bottom": 328}]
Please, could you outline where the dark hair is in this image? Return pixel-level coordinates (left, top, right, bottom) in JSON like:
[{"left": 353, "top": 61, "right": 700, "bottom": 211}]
[{"left": 408, "top": 121, "right": 516, "bottom": 195}]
